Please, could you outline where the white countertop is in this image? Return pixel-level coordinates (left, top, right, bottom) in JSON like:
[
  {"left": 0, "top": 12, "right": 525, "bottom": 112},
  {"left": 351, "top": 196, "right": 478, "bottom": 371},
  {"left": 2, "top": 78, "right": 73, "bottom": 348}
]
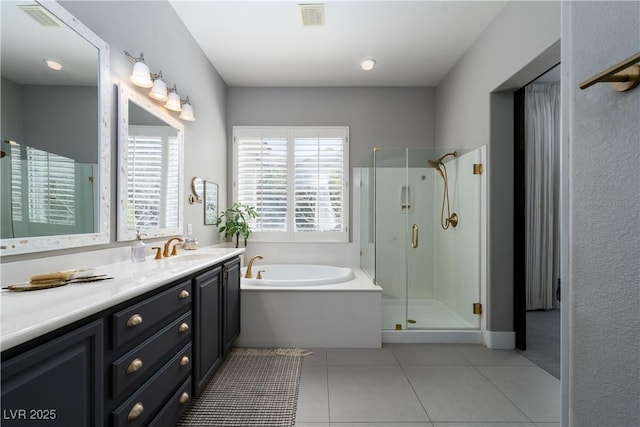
[{"left": 1, "top": 246, "right": 244, "bottom": 351}]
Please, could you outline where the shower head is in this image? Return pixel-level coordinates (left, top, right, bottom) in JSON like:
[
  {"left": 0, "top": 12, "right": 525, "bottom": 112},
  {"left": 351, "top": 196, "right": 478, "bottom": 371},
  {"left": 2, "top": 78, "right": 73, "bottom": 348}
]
[
  {"left": 429, "top": 151, "right": 458, "bottom": 167},
  {"left": 428, "top": 151, "right": 457, "bottom": 179}
]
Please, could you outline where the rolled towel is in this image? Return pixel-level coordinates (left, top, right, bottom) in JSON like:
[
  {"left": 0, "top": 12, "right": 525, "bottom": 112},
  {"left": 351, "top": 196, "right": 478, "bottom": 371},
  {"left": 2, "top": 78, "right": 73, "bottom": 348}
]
[
  {"left": 30, "top": 272, "right": 73, "bottom": 284},
  {"left": 30, "top": 268, "right": 95, "bottom": 284}
]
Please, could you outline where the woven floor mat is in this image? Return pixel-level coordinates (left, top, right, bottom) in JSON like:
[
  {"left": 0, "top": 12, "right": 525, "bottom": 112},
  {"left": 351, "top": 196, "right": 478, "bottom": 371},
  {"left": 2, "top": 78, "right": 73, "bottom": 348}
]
[{"left": 175, "top": 348, "right": 309, "bottom": 426}]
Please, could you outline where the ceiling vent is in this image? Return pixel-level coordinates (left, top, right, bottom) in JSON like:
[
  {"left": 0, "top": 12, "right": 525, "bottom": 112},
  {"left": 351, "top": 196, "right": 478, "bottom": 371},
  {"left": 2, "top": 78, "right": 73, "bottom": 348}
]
[
  {"left": 299, "top": 3, "right": 325, "bottom": 26},
  {"left": 18, "top": 5, "right": 63, "bottom": 27}
]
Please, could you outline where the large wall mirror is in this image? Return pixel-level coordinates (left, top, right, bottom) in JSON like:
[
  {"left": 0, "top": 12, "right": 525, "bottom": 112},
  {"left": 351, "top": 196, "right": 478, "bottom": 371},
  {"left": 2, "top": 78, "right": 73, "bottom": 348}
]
[
  {"left": 117, "top": 83, "right": 184, "bottom": 241},
  {"left": 0, "top": 0, "right": 110, "bottom": 255}
]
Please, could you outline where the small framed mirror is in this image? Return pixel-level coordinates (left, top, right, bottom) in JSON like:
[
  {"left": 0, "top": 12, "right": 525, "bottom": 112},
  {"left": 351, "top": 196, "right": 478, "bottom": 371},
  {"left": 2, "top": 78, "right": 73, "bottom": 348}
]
[
  {"left": 117, "top": 83, "right": 184, "bottom": 241},
  {"left": 204, "top": 181, "right": 218, "bottom": 225}
]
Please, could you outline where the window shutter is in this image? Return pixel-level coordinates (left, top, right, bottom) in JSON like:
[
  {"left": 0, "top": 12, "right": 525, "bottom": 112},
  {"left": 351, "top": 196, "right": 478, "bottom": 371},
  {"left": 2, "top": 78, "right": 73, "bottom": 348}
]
[
  {"left": 127, "top": 126, "right": 180, "bottom": 230},
  {"left": 294, "top": 135, "right": 345, "bottom": 233},
  {"left": 236, "top": 135, "right": 288, "bottom": 232},
  {"left": 18, "top": 146, "right": 76, "bottom": 226},
  {"left": 234, "top": 126, "right": 348, "bottom": 242}
]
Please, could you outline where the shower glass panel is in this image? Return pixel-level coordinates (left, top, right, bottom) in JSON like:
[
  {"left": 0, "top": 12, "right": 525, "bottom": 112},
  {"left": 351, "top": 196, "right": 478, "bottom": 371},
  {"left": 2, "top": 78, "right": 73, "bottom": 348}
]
[{"left": 366, "top": 147, "right": 482, "bottom": 331}]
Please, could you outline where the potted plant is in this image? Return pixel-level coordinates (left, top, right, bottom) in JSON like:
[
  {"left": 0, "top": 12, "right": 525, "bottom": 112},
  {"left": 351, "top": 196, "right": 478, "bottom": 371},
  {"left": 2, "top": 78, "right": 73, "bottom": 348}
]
[{"left": 216, "top": 202, "right": 258, "bottom": 248}]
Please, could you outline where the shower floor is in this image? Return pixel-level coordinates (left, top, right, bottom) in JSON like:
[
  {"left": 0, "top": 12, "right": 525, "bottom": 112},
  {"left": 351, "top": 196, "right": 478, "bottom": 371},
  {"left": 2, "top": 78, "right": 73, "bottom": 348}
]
[{"left": 382, "top": 297, "right": 476, "bottom": 330}]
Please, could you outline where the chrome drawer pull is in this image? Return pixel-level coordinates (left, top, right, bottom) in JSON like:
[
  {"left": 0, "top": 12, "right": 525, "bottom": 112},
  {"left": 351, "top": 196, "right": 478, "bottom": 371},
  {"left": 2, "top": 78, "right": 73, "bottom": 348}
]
[
  {"left": 178, "top": 323, "right": 190, "bottom": 333},
  {"left": 126, "top": 314, "right": 143, "bottom": 327},
  {"left": 179, "top": 392, "right": 190, "bottom": 404},
  {"left": 127, "top": 402, "right": 144, "bottom": 421},
  {"left": 180, "top": 356, "right": 190, "bottom": 367},
  {"left": 126, "top": 358, "right": 143, "bottom": 374},
  {"left": 179, "top": 289, "right": 190, "bottom": 299}
]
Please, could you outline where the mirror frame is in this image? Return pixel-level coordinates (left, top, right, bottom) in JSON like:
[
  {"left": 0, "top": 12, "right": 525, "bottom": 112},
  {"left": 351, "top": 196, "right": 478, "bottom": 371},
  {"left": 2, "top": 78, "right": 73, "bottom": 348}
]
[
  {"left": 117, "top": 83, "right": 184, "bottom": 241},
  {"left": 0, "top": 0, "right": 111, "bottom": 255}
]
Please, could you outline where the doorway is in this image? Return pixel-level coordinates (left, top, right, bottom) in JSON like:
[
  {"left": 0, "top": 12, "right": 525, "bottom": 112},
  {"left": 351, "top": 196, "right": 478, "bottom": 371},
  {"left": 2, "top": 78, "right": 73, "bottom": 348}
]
[{"left": 514, "top": 64, "right": 561, "bottom": 378}]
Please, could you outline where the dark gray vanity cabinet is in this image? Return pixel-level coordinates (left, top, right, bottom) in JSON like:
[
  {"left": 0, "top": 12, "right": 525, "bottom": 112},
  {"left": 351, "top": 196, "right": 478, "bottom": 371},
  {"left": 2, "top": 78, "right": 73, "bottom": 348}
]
[
  {"left": 223, "top": 257, "right": 241, "bottom": 356},
  {"left": 1, "top": 320, "right": 104, "bottom": 427},
  {"left": 193, "top": 256, "right": 242, "bottom": 395},
  {"left": 193, "top": 265, "right": 223, "bottom": 395}
]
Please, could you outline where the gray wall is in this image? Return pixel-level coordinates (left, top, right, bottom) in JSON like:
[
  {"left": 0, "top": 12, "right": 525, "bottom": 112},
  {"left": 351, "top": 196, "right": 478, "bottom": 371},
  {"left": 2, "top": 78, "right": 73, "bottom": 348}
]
[
  {"left": 1, "top": 77, "right": 24, "bottom": 145},
  {"left": 228, "top": 87, "right": 436, "bottom": 168},
  {"left": 564, "top": 1, "right": 639, "bottom": 425},
  {"left": 2, "top": 0, "right": 228, "bottom": 262},
  {"left": 21, "top": 85, "right": 98, "bottom": 163},
  {"left": 435, "top": 1, "right": 561, "bottom": 333},
  {"left": 227, "top": 87, "right": 436, "bottom": 243}
]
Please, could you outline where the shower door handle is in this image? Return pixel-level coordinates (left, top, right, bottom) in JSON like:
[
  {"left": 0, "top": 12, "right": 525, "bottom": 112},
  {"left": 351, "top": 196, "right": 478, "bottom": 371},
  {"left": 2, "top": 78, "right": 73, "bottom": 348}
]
[{"left": 411, "top": 224, "right": 419, "bottom": 248}]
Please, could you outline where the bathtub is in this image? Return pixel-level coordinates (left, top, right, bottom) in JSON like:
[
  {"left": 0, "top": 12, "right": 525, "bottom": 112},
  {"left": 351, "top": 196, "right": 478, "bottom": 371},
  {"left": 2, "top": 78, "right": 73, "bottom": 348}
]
[
  {"left": 237, "top": 266, "right": 382, "bottom": 348},
  {"left": 241, "top": 264, "right": 354, "bottom": 287}
]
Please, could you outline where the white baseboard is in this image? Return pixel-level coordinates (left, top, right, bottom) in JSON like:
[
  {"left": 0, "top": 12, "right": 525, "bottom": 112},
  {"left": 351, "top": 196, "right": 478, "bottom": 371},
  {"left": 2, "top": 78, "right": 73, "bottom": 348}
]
[{"left": 483, "top": 330, "right": 515, "bottom": 349}]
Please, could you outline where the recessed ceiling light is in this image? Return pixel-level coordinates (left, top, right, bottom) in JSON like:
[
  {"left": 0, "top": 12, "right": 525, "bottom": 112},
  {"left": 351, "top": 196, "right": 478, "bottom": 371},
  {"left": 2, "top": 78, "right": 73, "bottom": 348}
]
[
  {"left": 44, "top": 59, "right": 64, "bottom": 71},
  {"left": 361, "top": 59, "right": 376, "bottom": 71}
]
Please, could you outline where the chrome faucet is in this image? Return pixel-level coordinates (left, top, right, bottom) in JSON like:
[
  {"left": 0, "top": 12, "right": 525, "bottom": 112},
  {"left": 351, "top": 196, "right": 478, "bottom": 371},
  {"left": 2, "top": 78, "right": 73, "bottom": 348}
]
[
  {"left": 163, "top": 237, "right": 184, "bottom": 257},
  {"left": 244, "top": 255, "right": 263, "bottom": 278}
]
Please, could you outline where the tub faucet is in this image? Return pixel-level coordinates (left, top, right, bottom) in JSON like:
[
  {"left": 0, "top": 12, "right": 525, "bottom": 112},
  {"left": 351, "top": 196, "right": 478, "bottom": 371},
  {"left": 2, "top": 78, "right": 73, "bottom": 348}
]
[
  {"left": 245, "top": 255, "right": 263, "bottom": 278},
  {"left": 163, "top": 237, "right": 184, "bottom": 257}
]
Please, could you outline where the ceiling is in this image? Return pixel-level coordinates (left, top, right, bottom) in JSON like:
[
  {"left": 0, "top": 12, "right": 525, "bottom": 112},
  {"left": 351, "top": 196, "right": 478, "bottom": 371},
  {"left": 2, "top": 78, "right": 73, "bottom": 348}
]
[
  {"left": 1, "top": 1, "right": 98, "bottom": 86},
  {"left": 170, "top": 1, "right": 507, "bottom": 87}
]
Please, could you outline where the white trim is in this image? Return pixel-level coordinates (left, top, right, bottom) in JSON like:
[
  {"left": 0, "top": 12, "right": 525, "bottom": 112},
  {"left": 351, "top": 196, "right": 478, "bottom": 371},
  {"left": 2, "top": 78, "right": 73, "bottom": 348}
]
[
  {"left": 116, "top": 83, "right": 185, "bottom": 242},
  {"left": 383, "top": 330, "right": 483, "bottom": 344},
  {"left": 482, "top": 330, "right": 515, "bottom": 349}
]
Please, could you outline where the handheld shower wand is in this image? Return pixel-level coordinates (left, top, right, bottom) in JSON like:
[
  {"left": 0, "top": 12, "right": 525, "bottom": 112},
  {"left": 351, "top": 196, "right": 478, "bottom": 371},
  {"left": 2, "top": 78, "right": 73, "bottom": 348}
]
[{"left": 428, "top": 151, "right": 459, "bottom": 229}]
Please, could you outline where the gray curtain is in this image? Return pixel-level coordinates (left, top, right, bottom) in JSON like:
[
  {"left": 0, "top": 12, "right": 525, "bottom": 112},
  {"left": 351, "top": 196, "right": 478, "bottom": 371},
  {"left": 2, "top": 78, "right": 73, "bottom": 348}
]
[{"left": 525, "top": 83, "right": 560, "bottom": 310}]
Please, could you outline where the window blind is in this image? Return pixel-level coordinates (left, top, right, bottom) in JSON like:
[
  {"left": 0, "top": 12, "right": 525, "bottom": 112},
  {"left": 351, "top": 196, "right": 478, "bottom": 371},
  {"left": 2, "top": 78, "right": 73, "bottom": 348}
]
[
  {"left": 10, "top": 145, "right": 76, "bottom": 226},
  {"left": 127, "top": 126, "right": 180, "bottom": 230},
  {"left": 234, "top": 127, "right": 348, "bottom": 242}
]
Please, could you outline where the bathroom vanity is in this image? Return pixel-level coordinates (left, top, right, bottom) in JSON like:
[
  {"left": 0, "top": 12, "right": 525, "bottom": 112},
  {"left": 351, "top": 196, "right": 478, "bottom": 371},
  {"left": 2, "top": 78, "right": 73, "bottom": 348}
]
[{"left": 1, "top": 248, "right": 242, "bottom": 427}]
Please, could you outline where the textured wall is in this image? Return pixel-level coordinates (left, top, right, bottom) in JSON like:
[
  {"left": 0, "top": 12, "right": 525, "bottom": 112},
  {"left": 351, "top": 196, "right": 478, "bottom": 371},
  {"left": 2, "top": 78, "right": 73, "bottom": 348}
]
[
  {"left": 564, "top": 1, "right": 640, "bottom": 425},
  {"left": 435, "top": 1, "right": 560, "bottom": 332}
]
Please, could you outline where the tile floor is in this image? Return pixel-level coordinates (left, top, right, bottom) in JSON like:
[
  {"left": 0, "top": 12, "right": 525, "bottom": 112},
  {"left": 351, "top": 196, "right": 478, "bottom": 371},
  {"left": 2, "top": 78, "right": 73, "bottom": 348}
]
[{"left": 295, "top": 344, "right": 560, "bottom": 427}]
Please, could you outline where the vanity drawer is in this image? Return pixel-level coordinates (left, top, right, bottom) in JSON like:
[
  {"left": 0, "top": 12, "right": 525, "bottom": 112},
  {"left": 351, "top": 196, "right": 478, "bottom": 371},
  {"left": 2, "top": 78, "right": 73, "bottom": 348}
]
[
  {"left": 111, "top": 311, "right": 192, "bottom": 397},
  {"left": 148, "top": 377, "right": 192, "bottom": 427},
  {"left": 112, "top": 280, "right": 191, "bottom": 349},
  {"left": 112, "top": 343, "right": 192, "bottom": 427}
]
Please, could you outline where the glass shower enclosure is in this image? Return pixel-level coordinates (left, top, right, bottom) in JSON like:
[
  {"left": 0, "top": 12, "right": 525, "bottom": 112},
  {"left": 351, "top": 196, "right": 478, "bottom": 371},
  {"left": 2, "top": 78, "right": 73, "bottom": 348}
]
[{"left": 360, "top": 147, "right": 484, "bottom": 331}]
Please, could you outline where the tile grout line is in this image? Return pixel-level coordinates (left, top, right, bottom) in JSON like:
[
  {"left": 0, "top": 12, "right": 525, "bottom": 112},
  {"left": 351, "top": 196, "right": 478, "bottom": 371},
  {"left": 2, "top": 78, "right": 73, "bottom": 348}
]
[
  {"left": 325, "top": 350, "right": 331, "bottom": 424},
  {"left": 393, "top": 349, "right": 435, "bottom": 425},
  {"left": 471, "top": 362, "right": 535, "bottom": 424}
]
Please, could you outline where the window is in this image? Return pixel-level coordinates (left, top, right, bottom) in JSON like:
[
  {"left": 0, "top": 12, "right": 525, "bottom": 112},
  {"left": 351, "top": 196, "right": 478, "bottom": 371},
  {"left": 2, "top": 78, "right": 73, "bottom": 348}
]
[{"left": 233, "top": 126, "right": 349, "bottom": 242}]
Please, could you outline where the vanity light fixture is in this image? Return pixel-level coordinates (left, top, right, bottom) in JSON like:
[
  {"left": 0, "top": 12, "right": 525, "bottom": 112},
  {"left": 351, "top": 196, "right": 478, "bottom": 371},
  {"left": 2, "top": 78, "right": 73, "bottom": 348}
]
[
  {"left": 148, "top": 71, "right": 168, "bottom": 101},
  {"left": 123, "top": 51, "right": 195, "bottom": 121},
  {"left": 361, "top": 58, "right": 376, "bottom": 71},
  {"left": 124, "top": 51, "right": 153, "bottom": 88},
  {"left": 44, "top": 59, "right": 64, "bottom": 71},
  {"left": 165, "top": 84, "right": 182, "bottom": 112},
  {"left": 178, "top": 97, "right": 195, "bottom": 121}
]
